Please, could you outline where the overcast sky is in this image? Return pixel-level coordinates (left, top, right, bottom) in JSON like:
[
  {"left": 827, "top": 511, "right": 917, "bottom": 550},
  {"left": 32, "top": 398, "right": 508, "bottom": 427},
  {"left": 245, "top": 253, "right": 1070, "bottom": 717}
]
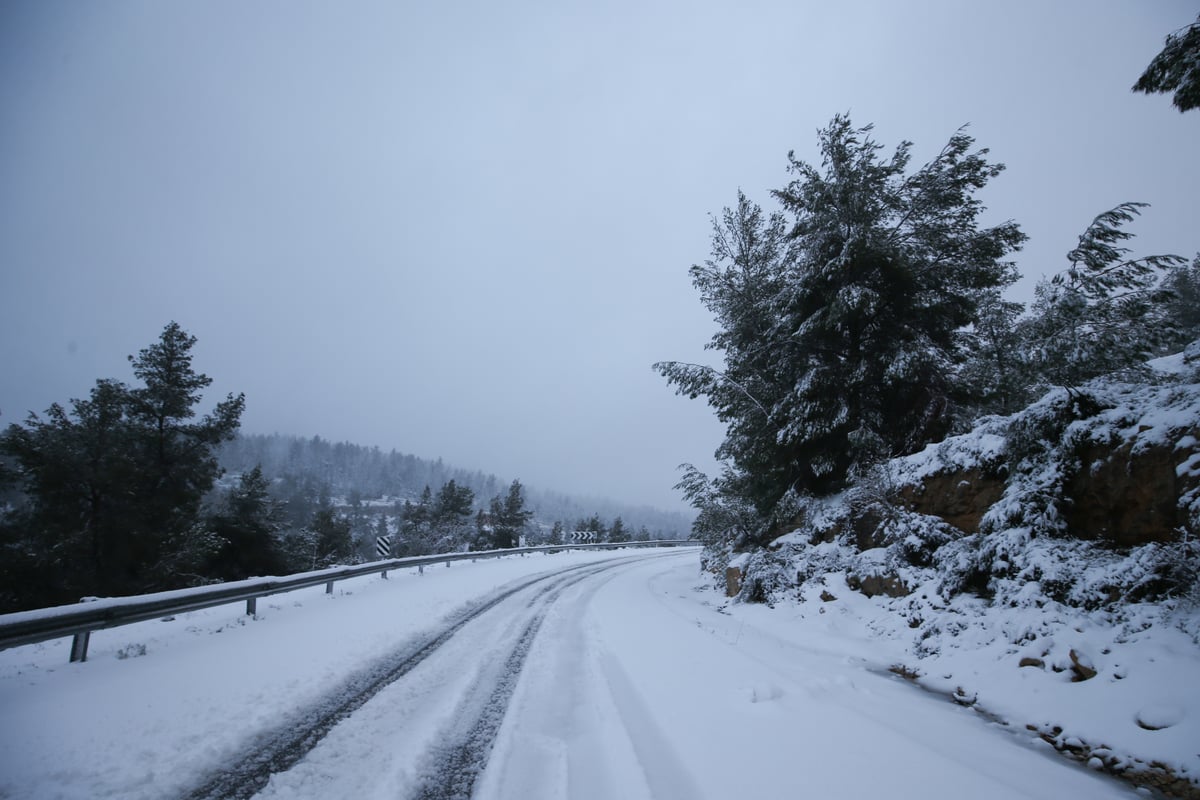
[{"left": 1, "top": 1, "right": 1196, "bottom": 512}]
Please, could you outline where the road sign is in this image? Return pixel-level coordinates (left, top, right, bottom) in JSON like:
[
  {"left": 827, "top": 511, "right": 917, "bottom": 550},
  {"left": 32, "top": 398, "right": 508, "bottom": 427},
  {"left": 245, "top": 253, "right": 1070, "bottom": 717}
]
[{"left": 376, "top": 534, "right": 392, "bottom": 558}]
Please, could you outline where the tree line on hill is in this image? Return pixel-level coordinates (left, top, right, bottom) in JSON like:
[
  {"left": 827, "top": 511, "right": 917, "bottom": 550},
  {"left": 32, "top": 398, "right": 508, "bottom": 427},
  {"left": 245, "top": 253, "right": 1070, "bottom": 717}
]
[
  {"left": 0, "top": 324, "right": 678, "bottom": 613},
  {"left": 216, "top": 432, "right": 690, "bottom": 540}
]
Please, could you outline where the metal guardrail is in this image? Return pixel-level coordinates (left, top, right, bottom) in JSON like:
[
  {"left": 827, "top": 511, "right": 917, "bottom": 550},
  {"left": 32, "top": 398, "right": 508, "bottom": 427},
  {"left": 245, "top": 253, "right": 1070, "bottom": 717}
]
[{"left": 0, "top": 540, "right": 698, "bottom": 663}]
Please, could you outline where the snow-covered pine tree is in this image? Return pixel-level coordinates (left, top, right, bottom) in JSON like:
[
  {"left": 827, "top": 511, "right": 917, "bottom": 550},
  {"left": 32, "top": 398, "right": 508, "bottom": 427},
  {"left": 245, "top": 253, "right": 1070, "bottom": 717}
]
[
  {"left": 770, "top": 118, "right": 1024, "bottom": 496},
  {"left": 206, "top": 464, "right": 289, "bottom": 580},
  {"left": 487, "top": 479, "right": 532, "bottom": 548},
  {"left": 1022, "top": 202, "right": 1184, "bottom": 392},
  {"left": 431, "top": 479, "right": 474, "bottom": 551},
  {"left": 608, "top": 516, "right": 629, "bottom": 542},
  {"left": 1160, "top": 254, "right": 1200, "bottom": 349},
  {"left": 1, "top": 323, "right": 243, "bottom": 605},
  {"left": 955, "top": 289, "right": 1031, "bottom": 421},
  {"left": 1132, "top": 13, "right": 1200, "bottom": 112},
  {"left": 659, "top": 116, "right": 1025, "bottom": 516},
  {"left": 655, "top": 191, "right": 794, "bottom": 514}
]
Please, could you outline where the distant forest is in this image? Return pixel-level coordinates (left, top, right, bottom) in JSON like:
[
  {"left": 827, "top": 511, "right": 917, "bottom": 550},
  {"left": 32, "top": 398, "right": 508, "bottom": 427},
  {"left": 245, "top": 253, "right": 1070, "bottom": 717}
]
[
  {"left": 216, "top": 432, "right": 693, "bottom": 546},
  {"left": 0, "top": 322, "right": 691, "bottom": 613}
]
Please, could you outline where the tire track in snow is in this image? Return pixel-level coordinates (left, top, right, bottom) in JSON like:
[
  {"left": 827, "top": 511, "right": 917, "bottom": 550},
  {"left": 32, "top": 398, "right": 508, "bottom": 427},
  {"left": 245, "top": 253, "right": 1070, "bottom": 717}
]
[
  {"left": 181, "top": 557, "right": 646, "bottom": 800},
  {"left": 407, "top": 563, "right": 615, "bottom": 800},
  {"left": 408, "top": 610, "right": 547, "bottom": 800}
]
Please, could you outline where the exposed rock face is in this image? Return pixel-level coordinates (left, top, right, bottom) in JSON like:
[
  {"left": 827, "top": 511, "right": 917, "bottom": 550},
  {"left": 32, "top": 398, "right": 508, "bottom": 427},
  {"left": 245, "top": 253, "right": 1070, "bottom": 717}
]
[
  {"left": 846, "top": 572, "right": 909, "bottom": 598},
  {"left": 735, "top": 380, "right": 1200, "bottom": 609},
  {"left": 897, "top": 467, "right": 1005, "bottom": 535},
  {"left": 725, "top": 565, "right": 743, "bottom": 598},
  {"left": 1069, "top": 648, "right": 1097, "bottom": 682},
  {"left": 894, "top": 429, "right": 1199, "bottom": 546},
  {"left": 1066, "top": 436, "right": 1196, "bottom": 546}
]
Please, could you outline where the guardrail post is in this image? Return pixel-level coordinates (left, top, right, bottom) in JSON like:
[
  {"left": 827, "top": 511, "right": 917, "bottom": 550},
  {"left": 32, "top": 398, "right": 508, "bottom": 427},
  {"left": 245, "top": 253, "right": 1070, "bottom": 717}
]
[
  {"left": 69, "top": 630, "right": 91, "bottom": 663},
  {"left": 325, "top": 580, "right": 334, "bottom": 594},
  {"left": 382, "top": 569, "right": 388, "bottom": 580},
  {"left": 67, "top": 596, "right": 100, "bottom": 663},
  {"left": 246, "top": 597, "right": 257, "bottom": 616},
  {"left": 418, "top": 564, "right": 424, "bottom": 575}
]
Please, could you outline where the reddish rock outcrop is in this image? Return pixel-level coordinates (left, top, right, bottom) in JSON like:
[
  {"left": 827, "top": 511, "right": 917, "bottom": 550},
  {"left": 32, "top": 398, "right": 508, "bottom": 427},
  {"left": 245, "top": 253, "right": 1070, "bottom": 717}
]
[
  {"left": 1066, "top": 435, "right": 1198, "bottom": 546},
  {"left": 897, "top": 467, "right": 1005, "bottom": 535},
  {"left": 725, "top": 565, "right": 743, "bottom": 598},
  {"left": 846, "top": 572, "right": 910, "bottom": 598}
]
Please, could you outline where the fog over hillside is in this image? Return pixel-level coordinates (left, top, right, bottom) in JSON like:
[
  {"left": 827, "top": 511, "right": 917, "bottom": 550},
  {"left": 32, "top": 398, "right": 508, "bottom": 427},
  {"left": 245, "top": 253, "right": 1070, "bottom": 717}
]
[{"left": 217, "top": 433, "right": 695, "bottom": 539}]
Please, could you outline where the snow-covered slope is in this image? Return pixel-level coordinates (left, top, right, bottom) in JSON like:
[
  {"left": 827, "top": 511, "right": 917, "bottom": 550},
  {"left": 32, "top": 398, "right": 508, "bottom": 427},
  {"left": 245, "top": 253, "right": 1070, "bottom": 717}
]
[{"left": 719, "top": 355, "right": 1200, "bottom": 795}]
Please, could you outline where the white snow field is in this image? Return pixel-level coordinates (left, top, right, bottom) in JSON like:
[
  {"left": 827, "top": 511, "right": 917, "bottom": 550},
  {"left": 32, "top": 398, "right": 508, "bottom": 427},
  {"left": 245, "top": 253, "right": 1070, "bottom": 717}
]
[{"left": 0, "top": 548, "right": 1144, "bottom": 799}]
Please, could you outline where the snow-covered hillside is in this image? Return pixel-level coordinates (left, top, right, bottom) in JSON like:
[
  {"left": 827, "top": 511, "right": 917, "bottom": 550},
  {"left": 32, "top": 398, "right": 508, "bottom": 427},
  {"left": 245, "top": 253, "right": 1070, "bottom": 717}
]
[{"left": 717, "top": 351, "right": 1200, "bottom": 796}]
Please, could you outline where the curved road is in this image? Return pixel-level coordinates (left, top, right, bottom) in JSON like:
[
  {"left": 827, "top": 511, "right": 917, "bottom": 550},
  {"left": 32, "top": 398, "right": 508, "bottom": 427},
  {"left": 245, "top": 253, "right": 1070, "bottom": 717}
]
[
  {"left": 220, "top": 550, "right": 1132, "bottom": 799},
  {"left": 0, "top": 549, "right": 1137, "bottom": 799}
]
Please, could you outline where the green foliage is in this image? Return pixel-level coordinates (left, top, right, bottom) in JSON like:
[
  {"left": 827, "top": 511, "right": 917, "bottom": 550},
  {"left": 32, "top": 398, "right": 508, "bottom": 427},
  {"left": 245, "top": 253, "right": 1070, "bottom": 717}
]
[
  {"left": 310, "top": 506, "right": 354, "bottom": 567},
  {"left": 658, "top": 116, "right": 1024, "bottom": 518},
  {"left": 279, "top": 503, "right": 355, "bottom": 571},
  {"left": 487, "top": 479, "right": 532, "bottom": 548},
  {"left": 1022, "top": 203, "right": 1184, "bottom": 392},
  {"left": 1132, "top": 14, "right": 1200, "bottom": 112},
  {"left": 434, "top": 479, "right": 474, "bottom": 525},
  {"left": 1160, "top": 254, "right": 1200, "bottom": 349},
  {"left": 397, "top": 480, "right": 480, "bottom": 554},
  {"left": 0, "top": 323, "right": 243, "bottom": 609},
  {"left": 608, "top": 516, "right": 629, "bottom": 543},
  {"left": 955, "top": 290, "right": 1032, "bottom": 422},
  {"left": 206, "top": 466, "right": 289, "bottom": 580},
  {"left": 673, "top": 464, "right": 762, "bottom": 549}
]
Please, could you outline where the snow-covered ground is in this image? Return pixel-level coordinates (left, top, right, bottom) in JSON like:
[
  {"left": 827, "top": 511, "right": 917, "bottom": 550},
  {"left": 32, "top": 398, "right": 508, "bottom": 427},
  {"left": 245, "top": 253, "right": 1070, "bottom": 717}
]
[
  {"left": 736, "top": 571, "right": 1199, "bottom": 796},
  {"left": 0, "top": 549, "right": 1154, "bottom": 798}
]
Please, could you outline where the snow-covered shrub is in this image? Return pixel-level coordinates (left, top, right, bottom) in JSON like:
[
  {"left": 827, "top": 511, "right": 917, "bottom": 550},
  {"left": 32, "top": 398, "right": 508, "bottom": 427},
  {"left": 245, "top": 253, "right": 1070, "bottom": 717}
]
[
  {"left": 873, "top": 509, "right": 959, "bottom": 569},
  {"left": 735, "top": 548, "right": 796, "bottom": 604},
  {"left": 1083, "top": 540, "right": 1200, "bottom": 605},
  {"left": 790, "top": 539, "right": 858, "bottom": 588},
  {"left": 981, "top": 389, "right": 1111, "bottom": 540},
  {"left": 936, "top": 533, "right": 1200, "bottom": 611},
  {"left": 698, "top": 538, "right": 734, "bottom": 591},
  {"left": 115, "top": 643, "right": 147, "bottom": 659}
]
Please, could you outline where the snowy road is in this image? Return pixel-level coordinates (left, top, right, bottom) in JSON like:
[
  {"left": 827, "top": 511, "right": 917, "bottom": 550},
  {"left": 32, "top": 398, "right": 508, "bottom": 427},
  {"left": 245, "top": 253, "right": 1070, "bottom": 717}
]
[{"left": 0, "top": 549, "right": 1139, "bottom": 799}]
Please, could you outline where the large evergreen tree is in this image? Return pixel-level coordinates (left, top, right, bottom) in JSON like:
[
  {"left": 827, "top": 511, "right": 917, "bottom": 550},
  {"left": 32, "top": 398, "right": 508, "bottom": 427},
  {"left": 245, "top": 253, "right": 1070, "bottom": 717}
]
[
  {"left": 123, "top": 322, "right": 244, "bottom": 583},
  {"left": 429, "top": 479, "right": 474, "bottom": 551},
  {"left": 0, "top": 322, "right": 243, "bottom": 606},
  {"left": 659, "top": 116, "right": 1024, "bottom": 514},
  {"left": 608, "top": 516, "right": 630, "bottom": 543},
  {"left": 488, "top": 479, "right": 532, "bottom": 548},
  {"left": 206, "top": 465, "right": 288, "bottom": 580}
]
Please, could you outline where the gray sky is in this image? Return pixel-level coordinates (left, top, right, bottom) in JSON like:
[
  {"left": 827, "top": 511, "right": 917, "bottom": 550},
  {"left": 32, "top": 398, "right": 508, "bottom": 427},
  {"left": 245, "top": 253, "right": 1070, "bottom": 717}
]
[{"left": 1, "top": 1, "right": 1196, "bottom": 512}]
